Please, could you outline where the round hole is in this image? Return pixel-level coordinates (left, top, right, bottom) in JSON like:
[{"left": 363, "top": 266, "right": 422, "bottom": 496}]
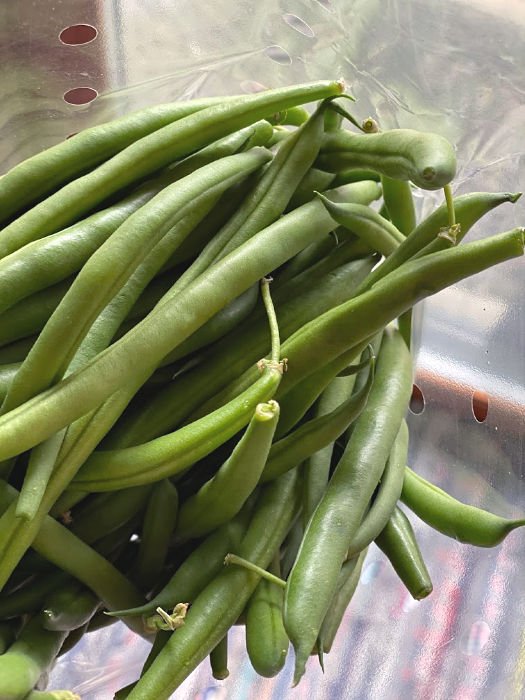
[
  {"left": 59, "top": 24, "right": 98, "bottom": 45},
  {"left": 282, "top": 14, "right": 315, "bottom": 38},
  {"left": 472, "top": 390, "right": 489, "bottom": 423},
  {"left": 264, "top": 45, "right": 292, "bottom": 65},
  {"left": 409, "top": 384, "right": 425, "bottom": 415},
  {"left": 63, "top": 86, "right": 98, "bottom": 105}
]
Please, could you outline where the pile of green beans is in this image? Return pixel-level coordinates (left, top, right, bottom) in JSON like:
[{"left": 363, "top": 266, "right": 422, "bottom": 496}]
[{"left": 0, "top": 80, "right": 523, "bottom": 699}]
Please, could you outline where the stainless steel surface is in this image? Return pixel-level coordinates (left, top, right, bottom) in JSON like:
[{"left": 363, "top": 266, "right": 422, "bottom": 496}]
[{"left": 1, "top": 0, "right": 524, "bottom": 698}]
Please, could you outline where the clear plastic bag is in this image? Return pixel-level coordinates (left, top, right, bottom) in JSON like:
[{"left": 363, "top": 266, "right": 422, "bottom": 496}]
[{"left": 1, "top": 1, "right": 524, "bottom": 697}]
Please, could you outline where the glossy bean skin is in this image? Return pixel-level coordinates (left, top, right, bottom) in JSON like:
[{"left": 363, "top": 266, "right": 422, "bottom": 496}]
[
  {"left": 317, "top": 128, "right": 457, "bottom": 190},
  {"left": 127, "top": 469, "right": 301, "bottom": 699},
  {"left": 40, "top": 582, "right": 100, "bottom": 632},
  {"left": 283, "top": 329, "right": 413, "bottom": 683},
  {"left": 346, "top": 420, "right": 409, "bottom": 557},
  {"left": 380, "top": 176, "right": 416, "bottom": 235},
  {"left": 0, "top": 80, "right": 344, "bottom": 256},
  {"left": 375, "top": 505, "right": 433, "bottom": 600},
  {"left": 401, "top": 467, "right": 525, "bottom": 547}
]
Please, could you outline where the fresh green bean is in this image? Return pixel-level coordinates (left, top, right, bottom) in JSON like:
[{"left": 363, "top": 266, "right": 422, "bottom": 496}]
[
  {"left": 0, "top": 617, "right": 67, "bottom": 700},
  {"left": 316, "top": 193, "right": 405, "bottom": 256},
  {"left": 0, "top": 571, "right": 68, "bottom": 619},
  {"left": 318, "top": 549, "right": 367, "bottom": 654},
  {"left": 135, "top": 480, "right": 179, "bottom": 591},
  {"left": 127, "top": 469, "right": 301, "bottom": 699},
  {"left": 317, "top": 128, "right": 457, "bottom": 190},
  {"left": 210, "top": 634, "right": 230, "bottom": 680},
  {"left": 380, "top": 176, "right": 416, "bottom": 234},
  {"left": 245, "top": 555, "right": 289, "bottom": 677},
  {"left": 346, "top": 420, "right": 409, "bottom": 557},
  {"left": 260, "top": 355, "right": 374, "bottom": 483},
  {"left": 40, "top": 581, "right": 100, "bottom": 632},
  {"left": 0, "top": 80, "right": 343, "bottom": 256},
  {"left": 375, "top": 505, "right": 433, "bottom": 600},
  {"left": 287, "top": 168, "right": 336, "bottom": 209},
  {"left": 401, "top": 467, "right": 525, "bottom": 546},
  {"left": 284, "top": 329, "right": 412, "bottom": 683},
  {"left": 175, "top": 400, "right": 280, "bottom": 541}
]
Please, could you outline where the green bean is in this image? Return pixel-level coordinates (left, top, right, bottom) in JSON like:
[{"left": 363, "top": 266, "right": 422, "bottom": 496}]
[
  {"left": 0, "top": 80, "right": 343, "bottom": 257},
  {"left": 2, "top": 149, "right": 270, "bottom": 415},
  {"left": 110, "top": 509, "right": 251, "bottom": 620},
  {"left": 158, "top": 100, "right": 329, "bottom": 302},
  {"left": 0, "top": 617, "right": 67, "bottom": 700},
  {"left": 160, "top": 285, "right": 258, "bottom": 365},
  {"left": 287, "top": 167, "right": 336, "bottom": 209},
  {"left": 346, "top": 420, "right": 409, "bottom": 557},
  {"left": 359, "top": 191, "right": 521, "bottom": 293},
  {"left": 316, "top": 194, "right": 405, "bottom": 256},
  {"left": 318, "top": 549, "right": 367, "bottom": 654},
  {"left": 0, "top": 364, "right": 19, "bottom": 403},
  {"left": 260, "top": 355, "right": 374, "bottom": 483},
  {"left": 135, "top": 480, "right": 179, "bottom": 591},
  {"left": 245, "top": 555, "right": 289, "bottom": 677},
  {"left": 280, "top": 516, "right": 304, "bottom": 579},
  {"left": 0, "top": 571, "right": 68, "bottom": 619},
  {"left": 175, "top": 400, "right": 280, "bottom": 542},
  {"left": 210, "top": 634, "right": 230, "bottom": 680},
  {"left": 40, "top": 581, "right": 100, "bottom": 632},
  {"left": 401, "top": 467, "right": 525, "bottom": 546},
  {"left": 284, "top": 329, "right": 412, "bottom": 683},
  {"left": 0, "top": 94, "right": 249, "bottom": 226},
  {"left": 375, "top": 505, "right": 433, "bottom": 600},
  {"left": 332, "top": 168, "right": 381, "bottom": 186},
  {"left": 0, "top": 481, "right": 146, "bottom": 632},
  {"left": 101, "top": 246, "right": 373, "bottom": 448},
  {"left": 16, "top": 430, "right": 66, "bottom": 520},
  {"left": 269, "top": 105, "right": 310, "bottom": 126},
  {"left": 0, "top": 336, "right": 35, "bottom": 364},
  {"left": 317, "top": 127, "right": 456, "bottom": 190},
  {"left": 0, "top": 278, "right": 71, "bottom": 348},
  {"left": 127, "top": 469, "right": 301, "bottom": 699},
  {"left": 0, "top": 225, "right": 522, "bottom": 472},
  {"left": 380, "top": 176, "right": 416, "bottom": 234},
  {"left": 70, "top": 486, "right": 152, "bottom": 544}
]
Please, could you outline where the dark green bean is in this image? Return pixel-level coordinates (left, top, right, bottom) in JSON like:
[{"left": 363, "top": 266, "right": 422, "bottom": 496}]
[
  {"left": 0, "top": 571, "right": 68, "bottom": 620},
  {"left": 135, "top": 480, "right": 179, "bottom": 591},
  {"left": 332, "top": 168, "right": 381, "bottom": 186},
  {"left": 318, "top": 549, "right": 367, "bottom": 654},
  {"left": 0, "top": 336, "right": 35, "bottom": 364},
  {"left": 245, "top": 555, "right": 289, "bottom": 677},
  {"left": 375, "top": 505, "right": 433, "bottom": 600},
  {"left": 284, "top": 329, "right": 412, "bottom": 683},
  {"left": 346, "top": 420, "right": 409, "bottom": 557},
  {"left": 401, "top": 467, "right": 525, "bottom": 547},
  {"left": 40, "top": 581, "right": 100, "bottom": 632},
  {"left": 260, "top": 355, "right": 374, "bottom": 483},
  {"left": 0, "top": 620, "right": 17, "bottom": 654},
  {"left": 127, "top": 469, "right": 301, "bottom": 699},
  {"left": 210, "top": 634, "right": 230, "bottom": 680}
]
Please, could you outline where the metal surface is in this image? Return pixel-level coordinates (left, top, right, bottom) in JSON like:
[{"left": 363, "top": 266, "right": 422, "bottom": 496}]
[{"left": 1, "top": 0, "right": 524, "bottom": 698}]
